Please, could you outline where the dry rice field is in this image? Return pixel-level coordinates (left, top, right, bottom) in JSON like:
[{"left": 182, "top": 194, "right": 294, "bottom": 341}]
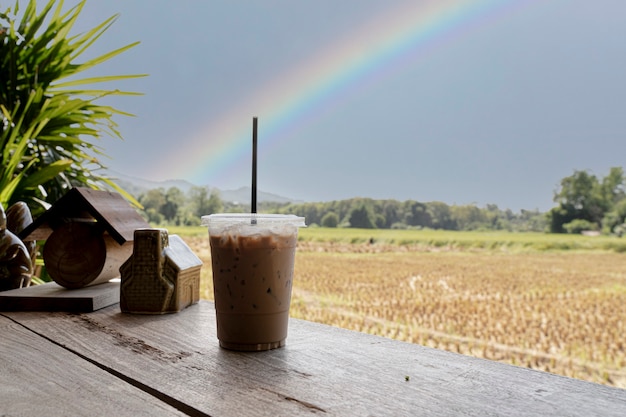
[{"left": 185, "top": 236, "right": 626, "bottom": 389}]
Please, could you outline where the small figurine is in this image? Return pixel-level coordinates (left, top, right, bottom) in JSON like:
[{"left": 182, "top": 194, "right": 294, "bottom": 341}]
[
  {"left": 6, "top": 201, "right": 37, "bottom": 269},
  {"left": 0, "top": 202, "right": 33, "bottom": 291},
  {"left": 120, "top": 228, "right": 202, "bottom": 314}
]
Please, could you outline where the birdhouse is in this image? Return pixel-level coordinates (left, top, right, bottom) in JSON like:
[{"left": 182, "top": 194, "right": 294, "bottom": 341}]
[
  {"left": 19, "top": 187, "right": 150, "bottom": 289},
  {"left": 119, "top": 228, "right": 202, "bottom": 314}
]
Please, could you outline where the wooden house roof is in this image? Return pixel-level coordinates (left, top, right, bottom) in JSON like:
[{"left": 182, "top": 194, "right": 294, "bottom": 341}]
[{"left": 19, "top": 187, "right": 149, "bottom": 245}]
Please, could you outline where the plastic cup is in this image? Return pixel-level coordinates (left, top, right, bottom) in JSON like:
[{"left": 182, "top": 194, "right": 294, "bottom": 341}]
[{"left": 201, "top": 213, "right": 305, "bottom": 351}]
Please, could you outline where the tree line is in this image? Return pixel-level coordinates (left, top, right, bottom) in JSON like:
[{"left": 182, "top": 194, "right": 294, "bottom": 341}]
[
  {"left": 136, "top": 186, "right": 547, "bottom": 232},
  {"left": 135, "top": 166, "right": 626, "bottom": 235}
]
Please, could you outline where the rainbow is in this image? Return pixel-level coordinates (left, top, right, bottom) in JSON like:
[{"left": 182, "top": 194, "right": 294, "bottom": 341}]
[{"left": 163, "top": 0, "right": 530, "bottom": 186}]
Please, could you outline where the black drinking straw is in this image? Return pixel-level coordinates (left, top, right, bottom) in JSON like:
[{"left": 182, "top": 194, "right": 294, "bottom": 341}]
[{"left": 251, "top": 117, "right": 258, "bottom": 220}]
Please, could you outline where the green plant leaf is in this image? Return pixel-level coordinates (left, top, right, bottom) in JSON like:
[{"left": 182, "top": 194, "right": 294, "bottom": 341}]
[
  {"left": 19, "top": 159, "right": 73, "bottom": 189},
  {"left": 0, "top": 0, "right": 145, "bottom": 210}
]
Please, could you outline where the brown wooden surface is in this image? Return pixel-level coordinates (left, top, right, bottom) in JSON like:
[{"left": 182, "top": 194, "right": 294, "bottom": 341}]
[
  {"left": 2, "top": 300, "right": 625, "bottom": 416},
  {"left": 0, "top": 281, "right": 120, "bottom": 312},
  {"left": 0, "top": 314, "right": 186, "bottom": 416}
]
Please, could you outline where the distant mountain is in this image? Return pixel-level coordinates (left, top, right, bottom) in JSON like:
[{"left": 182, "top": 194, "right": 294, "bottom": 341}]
[
  {"left": 219, "top": 186, "right": 295, "bottom": 204},
  {"left": 107, "top": 171, "right": 196, "bottom": 194},
  {"left": 107, "top": 171, "right": 298, "bottom": 204}
]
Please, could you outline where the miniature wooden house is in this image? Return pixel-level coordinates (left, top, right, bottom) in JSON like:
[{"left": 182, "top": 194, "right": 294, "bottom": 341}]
[
  {"left": 19, "top": 187, "right": 150, "bottom": 289},
  {"left": 119, "top": 228, "right": 202, "bottom": 314}
]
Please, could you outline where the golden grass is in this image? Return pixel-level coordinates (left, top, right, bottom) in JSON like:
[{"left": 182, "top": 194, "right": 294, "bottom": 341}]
[{"left": 181, "top": 230, "right": 626, "bottom": 388}]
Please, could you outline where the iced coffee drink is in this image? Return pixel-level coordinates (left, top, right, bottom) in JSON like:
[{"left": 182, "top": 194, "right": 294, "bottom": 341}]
[{"left": 202, "top": 214, "right": 305, "bottom": 351}]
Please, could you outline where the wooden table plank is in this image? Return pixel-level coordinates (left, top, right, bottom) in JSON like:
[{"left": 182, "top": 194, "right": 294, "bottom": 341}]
[
  {"left": 0, "top": 281, "right": 120, "bottom": 312},
  {"left": 0, "top": 314, "right": 187, "bottom": 417},
  {"left": 4, "top": 301, "right": 625, "bottom": 417}
]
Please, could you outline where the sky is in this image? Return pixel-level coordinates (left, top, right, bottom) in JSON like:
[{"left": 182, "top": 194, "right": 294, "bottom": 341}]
[{"left": 53, "top": 0, "right": 626, "bottom": 211}]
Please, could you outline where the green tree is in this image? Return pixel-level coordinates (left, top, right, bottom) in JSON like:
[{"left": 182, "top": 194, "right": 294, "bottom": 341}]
[
  {"left": 600, "top": 167, "right": 625, "bottom": 209},
  {"left": 517, "top": 209, "right": 547, "bottom": 232},
  {"left": 348, "top": 204, "right": 376, "bottom": 229},
  {"left": 188, "top": 186, "right": 209, "bottom": 217},
  {"left": 547, "top": 205, "right": 576, "bottom": 234},
  {"left": 602, "top": 198, "right": 626, "bottom": 235},
  {"left": 380, "top": 199, "right": 402, "bottom": 228},
  {"left": 320, "top": 211, "right": 339, "bottom": 228},
  {"left": 293, "top": 203, "right": 321, "bottom": 226},
  {"left": 403, "top": 201, "right": 431, "bottom": 228},
  {"left": 426, "top": 201, "right": 455, "bottom": 230},
  {"left": 144, "top": 207, "right": 164, "bottom": 225},
  {"left": 161, "top": 187, "right": 184, "bottom": 222},
  {"left": 374, "top": 213, "right": 386, "bottom": 228},
  {"left": 0, "top": 0, "right": 145, "bottom": 214},
  {"left": 554, "top": 170, "right": 603, "bottom": 223},
  {"left": 548, "top": 169, "right": 623, "bottom": 232},
  {"left": 206, "top": 189, "right": 224, "bottom": 216},
  {"left": 188, "top": 186, "right": 223, "bottom": 217},
  {"left": 140, "top": 188, "right": 166, "bottom": 211},
  {"left": 450, "top": 204, "right": 486, "bottom": 230}
]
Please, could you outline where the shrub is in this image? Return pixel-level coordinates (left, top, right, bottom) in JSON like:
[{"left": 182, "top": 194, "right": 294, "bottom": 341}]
[{"left": 563, "top": 219, "right": 598, "bottom": 234}]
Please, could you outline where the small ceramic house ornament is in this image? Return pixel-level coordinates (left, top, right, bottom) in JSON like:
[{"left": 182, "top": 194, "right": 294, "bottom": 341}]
[
  {"left": 120, "top": 228, "right": 202, "bottom": 314},
  {"left": 19, "top": 187, "right": 150, "bottom": 289}
]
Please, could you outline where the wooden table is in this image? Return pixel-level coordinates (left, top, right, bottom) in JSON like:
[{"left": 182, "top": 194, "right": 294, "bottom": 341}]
[{"left": 2, "top": 300, "right": 625, "bottom": 416}]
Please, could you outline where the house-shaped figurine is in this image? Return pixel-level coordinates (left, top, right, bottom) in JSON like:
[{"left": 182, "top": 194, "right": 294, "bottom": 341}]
[
  {"left": 119, "top": 228, "right": 202, "bottom": 314},
  {"left": 19, "top": 187, "right": 150, "bottom": 289}
]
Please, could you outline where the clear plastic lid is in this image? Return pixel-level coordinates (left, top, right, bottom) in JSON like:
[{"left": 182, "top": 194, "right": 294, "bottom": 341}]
[{"left": 201, "top": 213, "right": 306, "bottom": 229}]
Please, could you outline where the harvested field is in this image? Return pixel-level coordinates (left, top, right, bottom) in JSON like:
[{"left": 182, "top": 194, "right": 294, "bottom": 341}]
[{"left": 183, "top": 234, "right": 626, "bottom": 389}]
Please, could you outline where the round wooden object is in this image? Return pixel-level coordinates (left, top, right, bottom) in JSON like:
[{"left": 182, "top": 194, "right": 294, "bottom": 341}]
[{"left": 43, "top": 221, "right": 131, "bottom": 289}]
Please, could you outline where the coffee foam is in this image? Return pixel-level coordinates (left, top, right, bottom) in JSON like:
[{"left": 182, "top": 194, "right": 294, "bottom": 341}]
[{"left": 212, "top": 225, "right": 298, "bottom": 250}]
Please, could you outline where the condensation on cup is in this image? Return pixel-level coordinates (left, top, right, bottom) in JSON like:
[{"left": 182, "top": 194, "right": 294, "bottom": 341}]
[{"left": 202, "top": 213, "right": 306, "bottom": 351}]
